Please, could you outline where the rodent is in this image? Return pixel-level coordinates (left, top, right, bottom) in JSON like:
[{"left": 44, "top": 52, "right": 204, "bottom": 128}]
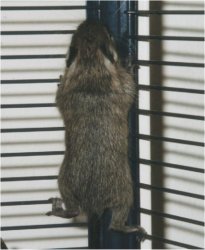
[{"left": 48, "top": 20, "right": 146, "bottom": 237}]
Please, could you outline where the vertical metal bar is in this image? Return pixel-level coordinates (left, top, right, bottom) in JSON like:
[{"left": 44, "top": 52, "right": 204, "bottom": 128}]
[
  {"left": 127, "top": 1, "right": 141, "bottom": 250},
  {"left": 100, "top": 1, "right": 129, "bottom": 65},
  {"left": 87, "top": 214, "right": 101, "bottom": 249},
  {"left": 149, "top": 2, "right": 165, "bottom": 249},
  {"left": 86, "top": 1, "right": 140, "bottom": 248},
  {"left": 86, "top": 0, "right": 100, "bottom": 20}
]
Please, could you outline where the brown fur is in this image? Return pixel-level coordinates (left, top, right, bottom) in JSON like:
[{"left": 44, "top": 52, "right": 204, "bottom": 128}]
[{"left": 56, "top": 20, "right": 136, "bottom": 231}]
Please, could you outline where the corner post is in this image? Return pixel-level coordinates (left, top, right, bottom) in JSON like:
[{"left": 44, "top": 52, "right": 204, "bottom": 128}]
[{"left": 86, "top": 1, "right": 140, "bottom": 248}]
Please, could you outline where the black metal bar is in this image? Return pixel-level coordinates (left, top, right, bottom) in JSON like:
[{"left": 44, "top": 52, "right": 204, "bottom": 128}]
[
  {"left": 1, "top": 79, "right": 59, "bottom": 84},
  {"left": 136, "top": 35, "right": 204, "bottom": 41},
  {"left": 1, "top": 127, "right": 64, "bottom": 133},
  {"left": 1, "top": 175, "right": 57, "bottom": 182},
  {"left": 1, "top": 6, "right": 204, "bottom": 15},
  {"left": 1, "top": 103, "right": 56, "bottom": 108},
  {"left": 138, "top": 134, "right": 204, "bottom": 147},
  {"left": 1, "top": 151, "right": 64, "bottom": 157},
  {"left": 2, "top": 31, "right": 204, "bottom": 41},
  {"left": 3, "top": 56, "right": 205, "bottom": 67},
  {"left": 139, "top": 158, "right": 204, "bottom": 174},
  {"left": 127, "top": 1, "right": 141, "bottom": 249},
  {"left": 51, "top": 248, "right": 88, "bottom": 249},
  {"left": 49, "top": 248, "right": 88, "bottom": 250},
  {"left": 126, "top": 10, "right": 204, "bottom": 15},
  {"left": 1, "top": 6, "right": 87, "bottom": 10},
  {"left": 140, "top": 208, "right": 204, "bottom": 226},
  {"left": 139, "top": 109, "right": 204, "bottom": 121},
  {"left": 86, "top": 0, "right": 100, "bottom": 20},
  {"left": 138, "top": 84, "right": 205, "bottom": 94},
  {"left": 1, "top": 54, "right": 65, "bottom": 60},
  {"left": 137, "top": 59, "right": 205, "bottom": 68},
  {"left": 1, "top": 199, "right": 51, "bottom": 206},
  {"left": 140, "top": 183, "right": 204, "bottom": 200},
  {"left": 145, "top": 234, "right": 202, "bottom": 249},
  {"left": 1, "top": 30, "right": 75, "bottom": 35},
  {"left": 1, "top": 223, "right": 87, "bottom": 231}
]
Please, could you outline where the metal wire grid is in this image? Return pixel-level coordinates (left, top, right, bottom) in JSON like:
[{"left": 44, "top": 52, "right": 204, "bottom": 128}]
[{"left": 1, "top": 1, "right": 205, "bottom": 249}]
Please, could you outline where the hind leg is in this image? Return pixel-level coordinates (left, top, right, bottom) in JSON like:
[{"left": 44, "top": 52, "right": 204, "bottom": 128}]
[
  {"left": 109, "top": 205, "right": 131, "bottom": 232},
  {"left": 109, "top": 205, "right": 147, "bottom": 241},
  {"left": 46, "top": 189, "right": 80, "bottom": 218}
]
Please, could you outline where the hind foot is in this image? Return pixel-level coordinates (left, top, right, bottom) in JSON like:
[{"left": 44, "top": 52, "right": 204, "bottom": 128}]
[
  {"left": 110, "top": 225, "right": 147, "bottom": 241},
  {"left": 135, "top": 226, "right": 147, "bottom": 242},
  {"left": 46, "top": 197, "right": 79, "bottom": 219}
]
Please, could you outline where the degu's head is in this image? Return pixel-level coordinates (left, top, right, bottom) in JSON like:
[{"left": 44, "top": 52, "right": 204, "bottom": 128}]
[{"left": 66, "top": 20, "right": 118, "bottom": 68}]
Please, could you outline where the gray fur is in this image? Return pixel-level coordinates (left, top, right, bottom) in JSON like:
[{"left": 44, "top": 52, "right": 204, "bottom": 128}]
[{"left": 56, "top": 20, "right": 136, "bottom": 231}]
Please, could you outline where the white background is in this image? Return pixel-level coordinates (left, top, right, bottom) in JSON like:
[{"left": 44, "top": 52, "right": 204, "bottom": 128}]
[{"left": 1, "top": 0, "right": 204, "bottom": 249}]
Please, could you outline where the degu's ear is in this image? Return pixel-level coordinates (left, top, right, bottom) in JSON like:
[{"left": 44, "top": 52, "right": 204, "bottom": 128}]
[
  {"left": 66, "top": 46, "right": 78, "bottom": 68},
  {"left": 100, "top": 43, "right": 118, "bottom": 64}
]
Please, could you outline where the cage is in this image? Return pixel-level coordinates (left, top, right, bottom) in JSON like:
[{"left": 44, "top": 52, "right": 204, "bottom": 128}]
[{"left": 1, "top": 0, "right": 204, "bottom": 249}]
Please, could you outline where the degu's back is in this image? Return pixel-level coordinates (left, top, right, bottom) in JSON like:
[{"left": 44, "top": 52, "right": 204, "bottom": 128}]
[{"left": 48, "top": 20, "right": 146, "bottom": 238}]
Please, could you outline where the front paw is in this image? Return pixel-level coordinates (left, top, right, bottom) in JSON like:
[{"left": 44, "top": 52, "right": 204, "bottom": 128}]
[{"left": 60, "top": 74, "right": 64, "bottom": 83}]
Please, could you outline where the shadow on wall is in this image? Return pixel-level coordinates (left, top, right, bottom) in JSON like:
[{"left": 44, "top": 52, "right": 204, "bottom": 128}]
[{"left": 150, "top": 0, "right": 204, "bottom": 249}]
